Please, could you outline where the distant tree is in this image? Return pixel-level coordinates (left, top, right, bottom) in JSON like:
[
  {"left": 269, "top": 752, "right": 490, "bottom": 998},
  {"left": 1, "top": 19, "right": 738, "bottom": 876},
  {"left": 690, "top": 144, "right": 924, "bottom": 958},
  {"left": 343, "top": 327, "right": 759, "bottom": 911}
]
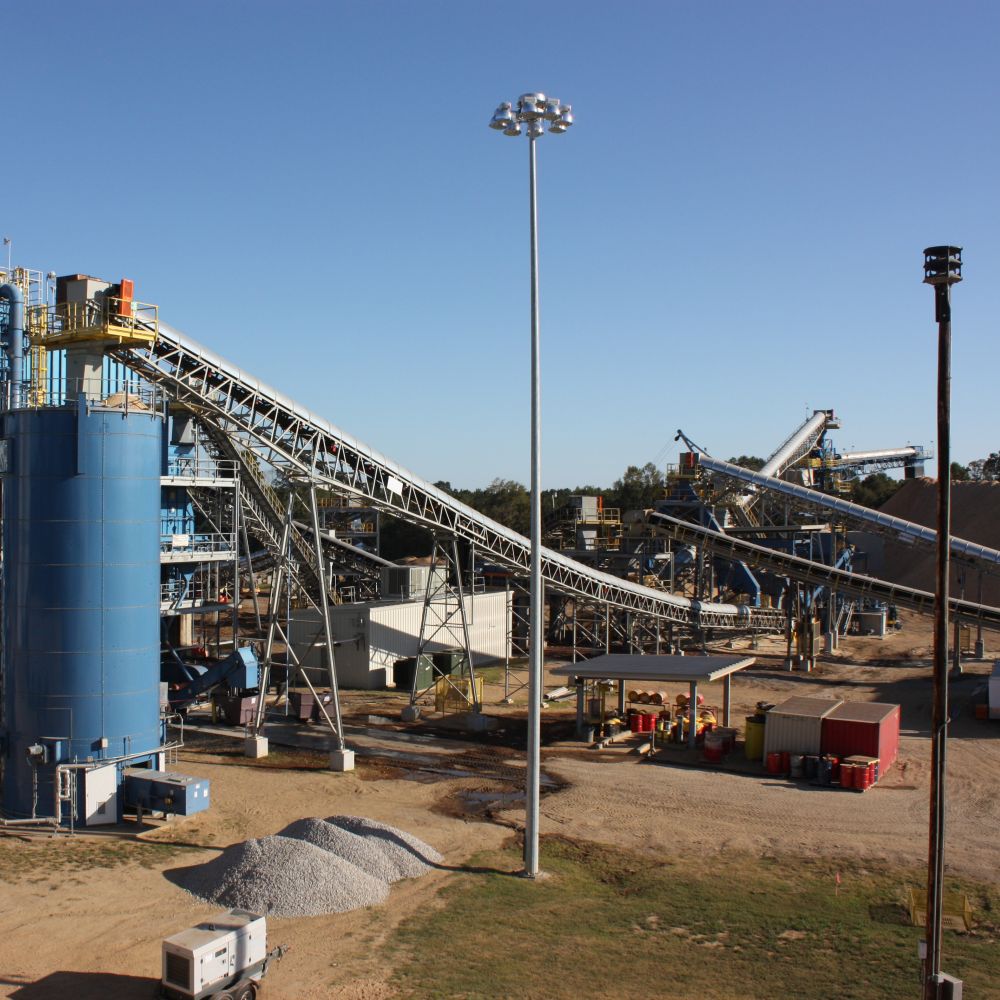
[
  {"left": 727, "top": 455, "right": 766, "bottom": 472},
  {"left": 950, "top": 462, "right": 970, "bottom": 482},
  {"left": 851, "top": 472, "right": 903, "bottom": 509},
  {"left": 968, "top": 453, "right": 1000, "bottom": 481},
  {"left": 608, "top": 462, "right": 664, "bottom": 511}
]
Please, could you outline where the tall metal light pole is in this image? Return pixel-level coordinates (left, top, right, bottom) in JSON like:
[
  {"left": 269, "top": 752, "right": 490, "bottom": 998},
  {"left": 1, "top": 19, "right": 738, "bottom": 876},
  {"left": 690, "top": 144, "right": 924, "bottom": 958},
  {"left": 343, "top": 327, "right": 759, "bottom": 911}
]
[
  {"left": 489, "top": 93, "right": 573, "bottom": 877},
  {"left": 922, "top": 245, "right": 962, "bottom": 1000}
]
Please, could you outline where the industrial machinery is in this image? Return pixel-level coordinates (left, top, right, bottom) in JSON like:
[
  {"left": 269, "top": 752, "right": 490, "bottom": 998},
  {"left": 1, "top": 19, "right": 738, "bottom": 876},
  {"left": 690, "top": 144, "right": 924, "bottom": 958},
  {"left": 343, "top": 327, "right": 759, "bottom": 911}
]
[
  {"left": 0, "top": 271, "right": 211, "bottom": 827},
  {"left": 5, "top": 257, "right": 1000, "bottom": 794},
  {"left": 161, "top": 910, "right": 286, "bottom": 1000},
  {"left": 163, "top": 646, "right": 260, "bottom": 715}
]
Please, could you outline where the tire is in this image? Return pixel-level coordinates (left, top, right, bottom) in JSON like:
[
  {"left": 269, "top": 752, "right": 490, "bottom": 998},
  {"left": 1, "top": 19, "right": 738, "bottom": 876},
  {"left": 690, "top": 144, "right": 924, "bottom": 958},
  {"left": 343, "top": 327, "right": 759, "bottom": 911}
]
[
  {"left": 233, "top": 983, "right": 257, "bottom": 1000},
  {"left": 212, "top": 993, "right": 234, "bottom": 1000}
]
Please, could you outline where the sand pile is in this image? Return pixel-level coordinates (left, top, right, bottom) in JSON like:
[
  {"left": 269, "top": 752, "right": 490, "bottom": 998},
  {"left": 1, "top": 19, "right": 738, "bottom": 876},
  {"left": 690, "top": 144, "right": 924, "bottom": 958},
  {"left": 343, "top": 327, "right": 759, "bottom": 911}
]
[{"left": 171, "top": 816, "right": 441, "bottom": 917}]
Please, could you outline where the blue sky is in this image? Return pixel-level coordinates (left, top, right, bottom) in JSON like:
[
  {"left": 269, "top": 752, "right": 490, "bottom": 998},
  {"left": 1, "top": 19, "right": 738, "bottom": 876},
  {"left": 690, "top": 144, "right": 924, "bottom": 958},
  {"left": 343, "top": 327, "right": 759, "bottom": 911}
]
[{"left": 5, "top": 1, "right": 998, "bottom": 488}]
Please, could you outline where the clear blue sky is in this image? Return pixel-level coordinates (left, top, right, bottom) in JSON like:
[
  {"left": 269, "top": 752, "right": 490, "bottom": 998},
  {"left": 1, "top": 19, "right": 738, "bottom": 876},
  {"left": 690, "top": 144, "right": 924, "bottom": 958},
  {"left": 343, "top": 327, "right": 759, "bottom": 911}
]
[{"left": 6, "top": 1, "right": 998, "bottom": 488}]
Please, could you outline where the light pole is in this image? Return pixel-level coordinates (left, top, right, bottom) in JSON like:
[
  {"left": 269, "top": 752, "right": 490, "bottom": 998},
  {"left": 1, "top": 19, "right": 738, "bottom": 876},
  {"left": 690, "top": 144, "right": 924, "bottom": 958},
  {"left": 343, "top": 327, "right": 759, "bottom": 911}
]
[
  {"left": 922, "top": 244, "right": 962, "bottom": 1000},
  {"left": 489, "top": 92, "right": 573, "bottom": 878}
]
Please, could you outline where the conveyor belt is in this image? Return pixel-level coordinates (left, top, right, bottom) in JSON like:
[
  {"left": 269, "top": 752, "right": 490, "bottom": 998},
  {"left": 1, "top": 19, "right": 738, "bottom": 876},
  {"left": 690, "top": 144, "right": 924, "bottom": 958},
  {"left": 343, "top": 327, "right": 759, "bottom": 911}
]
[
  {"left": 677, "top": 442, "right": 1000, "bottom": 572},
  {"left": 114, "top": 323, "right": 788, "bottom": 631},
  {"left": 648, "top": 511, "right": 1000, "bottom": 628}
]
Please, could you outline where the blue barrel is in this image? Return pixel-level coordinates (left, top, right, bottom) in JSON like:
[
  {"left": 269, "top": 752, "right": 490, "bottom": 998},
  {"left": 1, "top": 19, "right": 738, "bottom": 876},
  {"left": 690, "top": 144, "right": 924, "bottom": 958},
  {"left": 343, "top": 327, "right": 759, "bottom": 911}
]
[
  {"left": 817, "top": 757, "right": 833, "bottom": 786},
  {"left": 1, "top": 401, "right": 164, "bottom": 820}
]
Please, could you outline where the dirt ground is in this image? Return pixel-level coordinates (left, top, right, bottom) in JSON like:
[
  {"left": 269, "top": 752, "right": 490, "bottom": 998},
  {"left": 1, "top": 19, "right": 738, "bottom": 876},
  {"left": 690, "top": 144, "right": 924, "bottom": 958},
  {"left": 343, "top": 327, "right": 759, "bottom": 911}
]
[{"left": 1, "top": 610, "right": 997, "bottom": 999}]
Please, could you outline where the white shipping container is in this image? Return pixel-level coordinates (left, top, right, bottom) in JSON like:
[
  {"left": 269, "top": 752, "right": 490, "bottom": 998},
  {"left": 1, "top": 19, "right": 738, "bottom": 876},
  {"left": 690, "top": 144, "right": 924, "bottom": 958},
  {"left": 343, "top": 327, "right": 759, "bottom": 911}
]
[
  {"left": 763, "top": 697, "right": 844, "bottom": 757},
  {"left": 288, "top": 590, "right": 511, "bottom": 689}
]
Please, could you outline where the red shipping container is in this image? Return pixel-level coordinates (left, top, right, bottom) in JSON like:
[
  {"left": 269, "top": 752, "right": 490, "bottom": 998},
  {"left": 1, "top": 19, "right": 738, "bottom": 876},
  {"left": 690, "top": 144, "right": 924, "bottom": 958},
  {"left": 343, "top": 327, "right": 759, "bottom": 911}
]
[{"left": 822, "top": 702, "right": 900, "bottom": 774}]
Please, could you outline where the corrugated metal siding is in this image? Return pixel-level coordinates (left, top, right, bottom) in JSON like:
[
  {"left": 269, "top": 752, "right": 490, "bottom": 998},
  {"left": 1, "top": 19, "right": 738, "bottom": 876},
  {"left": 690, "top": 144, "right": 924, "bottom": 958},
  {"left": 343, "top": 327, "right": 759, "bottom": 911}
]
[
  {"left": 369, "top": 591, "right": 509, "bottom": 682},
  {"left": 822, "top": 702, "right": 900, "bottom": 772},
  {"left": 288, "top": 592, "right": 510, "bottom": 689},
  {"left": 763, "top": 698, "right": 843, "bottom": 756}
]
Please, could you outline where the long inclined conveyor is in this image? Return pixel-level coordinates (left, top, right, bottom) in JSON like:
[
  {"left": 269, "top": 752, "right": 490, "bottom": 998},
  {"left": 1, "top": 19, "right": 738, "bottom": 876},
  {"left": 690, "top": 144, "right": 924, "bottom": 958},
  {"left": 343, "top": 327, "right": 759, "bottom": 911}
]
[
  {"left": 114, "top": 322, "right": 787, "bottom": 631},
  {"left": 681, "top": 446, "right": 1000, "bottom": 572},
  {"left": 648, "top": 511, "right": 1000, "bottom": 628}
]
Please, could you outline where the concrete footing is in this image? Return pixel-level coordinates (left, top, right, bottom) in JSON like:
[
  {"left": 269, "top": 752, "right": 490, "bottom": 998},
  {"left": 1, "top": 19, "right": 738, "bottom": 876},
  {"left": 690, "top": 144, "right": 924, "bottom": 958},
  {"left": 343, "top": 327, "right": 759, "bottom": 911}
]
[
  {"left": 460, "top": 712, "right": 499, "bottom": 733},
  {"left": 329, "top": 749, "right": 355, "bottom": 772},
  {"left": 244, "top": 736, "right": 269, "bottom": 759},
  {"left": 401, "top": 705, "right": 421, "bottom": 722}
]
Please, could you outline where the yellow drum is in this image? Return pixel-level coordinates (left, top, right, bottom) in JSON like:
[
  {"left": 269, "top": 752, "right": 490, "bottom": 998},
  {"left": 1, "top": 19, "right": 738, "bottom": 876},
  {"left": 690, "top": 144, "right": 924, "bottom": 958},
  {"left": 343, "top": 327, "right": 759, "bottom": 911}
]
[{"left": 744, "top": 717, "right": 765, "bottom": 760}]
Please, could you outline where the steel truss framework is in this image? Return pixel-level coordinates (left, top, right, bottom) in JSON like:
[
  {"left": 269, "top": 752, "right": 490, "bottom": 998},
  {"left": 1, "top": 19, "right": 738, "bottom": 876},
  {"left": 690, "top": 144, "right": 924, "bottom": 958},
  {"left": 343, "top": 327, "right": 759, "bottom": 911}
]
[
  {"left": 648, "top": 512, "right": 1000, "bottom": 628},
  {"left": 686, "top": 449, "right": 1000, "bottom": 575},
  {"left": 114, "top": 324, "right": 788, "bottom": 633},
  {"left": 410, "top": 536, "right": 480, "bottom": 710}
]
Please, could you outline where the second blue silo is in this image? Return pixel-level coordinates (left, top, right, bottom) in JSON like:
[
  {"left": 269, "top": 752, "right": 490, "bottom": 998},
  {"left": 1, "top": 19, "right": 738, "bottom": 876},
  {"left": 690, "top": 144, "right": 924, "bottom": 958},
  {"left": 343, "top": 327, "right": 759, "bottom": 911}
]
[{"left": 1, "top": 399, "right": 164, "bottom": 821}]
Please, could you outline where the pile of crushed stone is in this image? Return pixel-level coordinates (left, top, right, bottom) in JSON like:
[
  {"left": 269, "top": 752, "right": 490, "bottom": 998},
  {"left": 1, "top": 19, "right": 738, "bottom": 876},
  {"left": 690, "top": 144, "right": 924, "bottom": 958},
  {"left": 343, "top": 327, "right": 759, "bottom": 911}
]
[
  {"left": 325, "top": 815, "right": 443, "bottom": 878},
  {"left": 171, "top": 816, "right": 441, "bottom": 917}
]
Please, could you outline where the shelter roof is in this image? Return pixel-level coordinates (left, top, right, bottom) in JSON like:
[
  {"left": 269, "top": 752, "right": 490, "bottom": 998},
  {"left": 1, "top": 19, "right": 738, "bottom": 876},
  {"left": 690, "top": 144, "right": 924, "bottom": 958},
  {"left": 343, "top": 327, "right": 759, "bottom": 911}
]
[{"left": 550, "top": 654, "right": 755, "bottom": 684}]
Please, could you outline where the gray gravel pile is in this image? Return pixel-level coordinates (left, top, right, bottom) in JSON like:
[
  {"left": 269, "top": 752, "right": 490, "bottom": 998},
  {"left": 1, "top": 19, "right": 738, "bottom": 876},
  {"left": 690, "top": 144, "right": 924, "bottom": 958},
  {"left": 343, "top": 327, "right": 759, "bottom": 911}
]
[
  {"left": 326, "top": 815, "right": 443, "bottom": 878},
  {"left": 278, "top": 818, "right": 406, "bottom": 884},
  {"left": 174, "top": 834, "right": 389, "bottom": 916}
]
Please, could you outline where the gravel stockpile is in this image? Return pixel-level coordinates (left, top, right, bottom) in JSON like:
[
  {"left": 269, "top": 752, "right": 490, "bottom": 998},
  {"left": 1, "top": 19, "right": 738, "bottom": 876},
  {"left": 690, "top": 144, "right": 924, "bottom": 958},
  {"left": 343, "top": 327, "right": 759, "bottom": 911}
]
[
  {"left": 173, "top": 834, "right": 389, "bottom": 916},
  {"left": 278, "top": 818, "right": 406, "bottom": 883},
  {"left": 325, "top": 815, "right": 443, "bottom": 878}
]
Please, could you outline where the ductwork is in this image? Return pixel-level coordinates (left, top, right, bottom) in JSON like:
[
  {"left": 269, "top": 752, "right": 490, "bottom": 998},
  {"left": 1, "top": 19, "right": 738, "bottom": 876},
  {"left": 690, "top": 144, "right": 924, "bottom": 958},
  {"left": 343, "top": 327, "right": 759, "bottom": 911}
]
[{"left": 0, "top": 282, "right": 24, "bottom": 409}]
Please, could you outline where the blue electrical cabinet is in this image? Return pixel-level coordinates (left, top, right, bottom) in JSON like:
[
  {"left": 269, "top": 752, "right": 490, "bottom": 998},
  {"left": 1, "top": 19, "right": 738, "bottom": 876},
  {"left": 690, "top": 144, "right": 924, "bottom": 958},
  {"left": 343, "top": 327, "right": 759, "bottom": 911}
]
[{"left": 122, "top": 769, "right": 211, "bottom": 816}]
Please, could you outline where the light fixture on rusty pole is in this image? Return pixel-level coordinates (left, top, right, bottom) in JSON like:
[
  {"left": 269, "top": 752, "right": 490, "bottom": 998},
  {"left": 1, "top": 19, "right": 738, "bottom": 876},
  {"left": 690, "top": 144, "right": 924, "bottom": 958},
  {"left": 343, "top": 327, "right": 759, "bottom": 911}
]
[
  {"left": 922, "top": 245, "right": 962, "bottom": 1000},
  {"left": 489, "top": 93, "right": 573, "bottom": 878}
]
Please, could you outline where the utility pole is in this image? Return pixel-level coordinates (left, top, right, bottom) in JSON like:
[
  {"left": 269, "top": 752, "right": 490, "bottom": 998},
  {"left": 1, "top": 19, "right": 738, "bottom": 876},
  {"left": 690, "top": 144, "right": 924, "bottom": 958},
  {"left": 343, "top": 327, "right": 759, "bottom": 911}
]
[{"left": 922, "top": 245, "right": 962, "bottom": 1000}]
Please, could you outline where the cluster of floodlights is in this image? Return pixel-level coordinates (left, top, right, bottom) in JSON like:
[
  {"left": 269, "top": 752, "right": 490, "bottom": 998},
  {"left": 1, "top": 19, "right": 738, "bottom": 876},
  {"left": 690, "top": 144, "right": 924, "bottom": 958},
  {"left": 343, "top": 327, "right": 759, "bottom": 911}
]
[{"left": 489, "top": 93, "right": 573, "bottom": 137}]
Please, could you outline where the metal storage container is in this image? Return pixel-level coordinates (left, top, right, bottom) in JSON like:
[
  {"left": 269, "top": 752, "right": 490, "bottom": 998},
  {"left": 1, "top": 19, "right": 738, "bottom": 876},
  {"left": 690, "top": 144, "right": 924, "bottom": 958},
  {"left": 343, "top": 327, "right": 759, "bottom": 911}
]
[
  {"left": 822, "top": 701, "right": 901, "bottom": 773},
  {"left": 762, "top": 697, "right": 843, "bottom": 757},
  {"left": 569, "top": 495, "right": 599, "bottom": 518}
]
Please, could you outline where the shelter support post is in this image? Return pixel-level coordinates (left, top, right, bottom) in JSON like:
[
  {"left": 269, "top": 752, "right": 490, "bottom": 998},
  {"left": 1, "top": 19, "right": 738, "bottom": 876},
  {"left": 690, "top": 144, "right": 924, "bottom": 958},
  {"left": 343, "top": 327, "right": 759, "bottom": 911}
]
[
  {"left": 723, "top": 674, "right": 732, "bottom": 728},
  {"left": 688, "top": 681, "right": 698, "bottom": 750}
]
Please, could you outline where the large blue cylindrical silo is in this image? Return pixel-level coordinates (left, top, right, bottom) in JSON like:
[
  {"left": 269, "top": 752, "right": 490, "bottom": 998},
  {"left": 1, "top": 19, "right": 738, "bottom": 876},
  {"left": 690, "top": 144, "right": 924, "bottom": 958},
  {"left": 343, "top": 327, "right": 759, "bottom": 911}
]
[{"left": 1, "top": 401, "right": 163, "bottom": 820}]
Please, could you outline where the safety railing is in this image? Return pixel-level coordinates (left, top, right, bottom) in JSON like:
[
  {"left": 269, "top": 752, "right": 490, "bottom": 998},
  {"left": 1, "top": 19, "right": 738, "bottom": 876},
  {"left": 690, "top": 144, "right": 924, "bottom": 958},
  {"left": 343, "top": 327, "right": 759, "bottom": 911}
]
[
  {"left": 160, "top": 532, "right": 237, "bottom": 556},
  {"left": 161, "top": 577, "right": 207, "bottom": 608},
  {"left": 27, "top": 298, "right": 158, "bottom": 346},
  {"left": 164, "top": 456, "right": 239, "bottom": 480},
  {"left": 568, "top": 507, "right": 621, "bottom": 525},
  {"left": 2, "top": 375, "right": 166, "bottom": 413}
]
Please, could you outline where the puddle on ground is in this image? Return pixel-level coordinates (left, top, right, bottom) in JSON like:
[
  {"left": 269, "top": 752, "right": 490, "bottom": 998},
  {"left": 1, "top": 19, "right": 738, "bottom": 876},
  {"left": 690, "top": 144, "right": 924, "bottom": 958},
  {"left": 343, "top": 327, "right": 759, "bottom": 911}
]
[
  {"left": 366, "top": 715, "right": 396, "bottom": 725},
  {"left": 462, "top": 791, "right": 524, "bottom": 807}
]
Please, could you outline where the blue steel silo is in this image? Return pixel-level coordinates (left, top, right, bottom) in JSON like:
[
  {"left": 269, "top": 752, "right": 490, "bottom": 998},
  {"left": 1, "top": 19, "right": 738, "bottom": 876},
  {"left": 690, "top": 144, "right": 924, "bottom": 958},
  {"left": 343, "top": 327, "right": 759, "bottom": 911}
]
[{"left": 0, "top": 277, "right": 165, "bottom": 823}]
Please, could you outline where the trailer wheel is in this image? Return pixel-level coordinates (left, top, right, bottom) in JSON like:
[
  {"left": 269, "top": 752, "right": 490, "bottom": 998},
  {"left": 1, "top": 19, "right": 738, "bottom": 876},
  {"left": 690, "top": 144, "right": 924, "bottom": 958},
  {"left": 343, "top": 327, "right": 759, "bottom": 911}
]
[{"left": 233, "top": 982, "right": 257, "bottom": 1000}]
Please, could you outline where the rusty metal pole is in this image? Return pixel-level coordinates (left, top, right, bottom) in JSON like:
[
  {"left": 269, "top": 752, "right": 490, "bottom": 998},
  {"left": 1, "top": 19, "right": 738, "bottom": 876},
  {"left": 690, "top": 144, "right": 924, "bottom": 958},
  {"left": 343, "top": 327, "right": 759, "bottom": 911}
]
[{"left": 922, "top": 245, "right": 962, "bottom": 1000}]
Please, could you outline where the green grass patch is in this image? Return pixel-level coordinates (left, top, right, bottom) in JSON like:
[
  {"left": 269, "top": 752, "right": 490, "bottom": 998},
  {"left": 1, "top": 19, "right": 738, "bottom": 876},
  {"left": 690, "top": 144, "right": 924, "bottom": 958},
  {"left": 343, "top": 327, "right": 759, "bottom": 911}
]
[
  {"left": 0, "top": 836, "right": 193, "bottom": 882},
  {"left": 386, "top": 837, "right": 1000, "bottom": 999}
]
